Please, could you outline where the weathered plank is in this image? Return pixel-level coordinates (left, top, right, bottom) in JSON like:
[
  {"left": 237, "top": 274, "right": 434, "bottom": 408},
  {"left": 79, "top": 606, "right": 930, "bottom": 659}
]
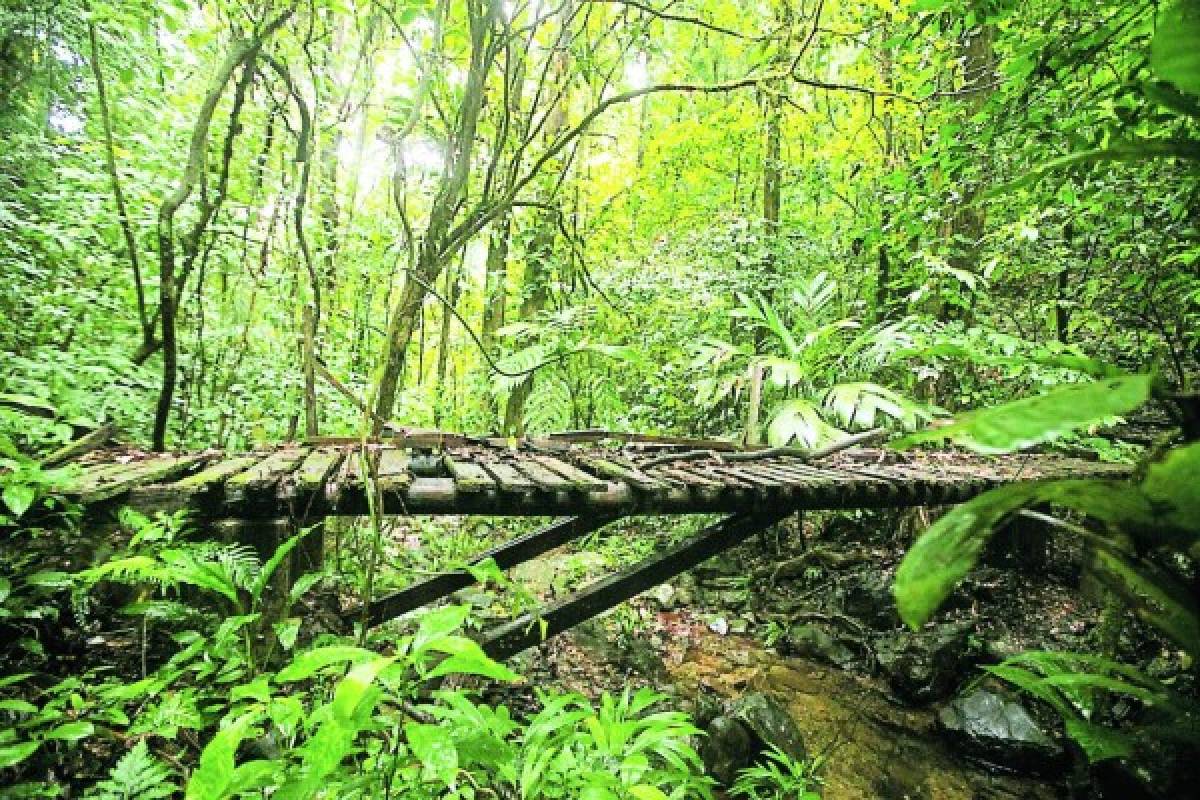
[
  {"left": 513, "top": 458, "right": 574, "bottom": 492},
  {"left": 67, "top": 454, "right": 209, "bottom": 504},
  {"left": 225, "top": 448, "right": 308, "bottom": 505},
  {"left": 289, "top": 448, "right": 345, "bottom": 496},
  {"left": 130, "top": 455, "right": 258, "bottom": 512},
  {"left": 479, "top": 460, "right": 537, "bottom": 493},
  {"left": 533, "top": 455, "right": 608, "bottom": 491},
  {"left": 480, "top": 511, "right": 790, "bottom": 660},
  {"left": 376, "top": 449, "right": 412, "bottom": 493},
  {"left": 577, "top": 456, "right": 668, "bottom": 492},
  {"left": 444, "top": 455, "right": 496, "bottom": 492}
]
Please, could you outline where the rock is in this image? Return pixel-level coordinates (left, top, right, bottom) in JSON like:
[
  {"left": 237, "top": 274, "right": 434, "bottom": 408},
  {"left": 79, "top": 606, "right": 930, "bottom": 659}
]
[
  {"left": 938, "top": 685, "right": 1064, "bottom": 774},
  {"left": 1091, "top": 705, "right": 1200, "bottom": 799},
  {"left": 731, "top": 692, "right": 807, "bottom": 764},
  {"left": 646, "top": 583, "right": 676, "bottom": 610},
  {"left": 839, "top": 577, "right": 899, "bottom": 629},
  {"left": 876, "top": 623, "right": 973, "bottom": 704},
  {"left": 700, "top": 715, "right": 755, "bottom": 785},
  {"left": 569, "top": 620, "right": 668, "bottom": 680},
  {"left": 781, "top": 623, "right": 859, "bottom": 669}
]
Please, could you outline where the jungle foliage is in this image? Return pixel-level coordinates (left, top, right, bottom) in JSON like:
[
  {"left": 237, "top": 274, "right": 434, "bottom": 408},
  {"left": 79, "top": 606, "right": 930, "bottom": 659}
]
[{"left": 1, "top": 0, "right": 1199, "bottom": 796}]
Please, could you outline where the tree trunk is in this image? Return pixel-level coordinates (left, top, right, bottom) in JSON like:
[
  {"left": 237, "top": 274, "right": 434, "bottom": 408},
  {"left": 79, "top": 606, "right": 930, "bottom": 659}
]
[{"left": 151, "top": 8, "right": 294, "bottom": 450}]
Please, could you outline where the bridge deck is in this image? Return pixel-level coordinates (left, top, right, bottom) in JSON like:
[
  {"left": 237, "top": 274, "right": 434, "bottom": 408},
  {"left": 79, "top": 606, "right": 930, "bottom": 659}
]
[
  {"left": 55, "top": 435, "right": 1134, "bottom": 652},
  {"left": 62, "top": 437, "right": 1131, "bottom": 519}
]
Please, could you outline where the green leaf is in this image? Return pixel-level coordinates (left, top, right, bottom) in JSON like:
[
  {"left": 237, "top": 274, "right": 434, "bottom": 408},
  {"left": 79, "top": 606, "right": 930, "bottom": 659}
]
[
  {"left": 331, "top": 657, "right": 394, "bottom": 721},
  {"left": 0, "top": 699, "right": 38, "bottom": 714},
  {"left": 405, "top": 722, "right": 458, "bottom": 783},
  {"left": 1064, "top": 718, "right": 1135, "bottom": 762},
  {"left": 894, "top": 484, "right": 1039, "bottom": 627},
  {"left": 426, "top": 647, "right": 521, "bottom": 682},
  {"left": 411, "top": 605, "right": 471, "bottom": 655},
  {"left": 185, "top": 712, "right": 258, "bottom": 800},
  {"left": 1151, "top": 1, "right": 1200, "bottom": 97},
  {"left": 3, "top": 483, "right": 37, "bottom": 518},
  {"left": 24, "top": 570, "right": 73, "bottom": 590},
  {"left": 894, "top": 374, "right": 1154, "bottom": 454},
  {"left": 0, "top": 740, "right": 40, "bottom": 769},
  {"left": 767, "top": 398, "right": 844, "bottom": 449},
  {"left": 629, "top": 786, "right": 670, "bottom": 800},
  {"left": 276, "top": 645, "right": 378, "bottom": 682},
  {"left": 43, "top": 721, "right": 94, "bottom": 742},
  {"left": 1140, "top": 443, "right": 1200, "bottom": 536},
  {"left": 251, "top": 529, "right": 312, "bottom": 603}
]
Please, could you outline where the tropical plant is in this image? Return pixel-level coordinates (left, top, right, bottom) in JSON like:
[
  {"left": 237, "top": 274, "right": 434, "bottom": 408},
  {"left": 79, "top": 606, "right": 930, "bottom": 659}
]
[
  {"left": 730, "top": 746, "right": 823, "bottom": 800},
  {"left": 691, "top": 280, "right": 934, "bottom": 447}
]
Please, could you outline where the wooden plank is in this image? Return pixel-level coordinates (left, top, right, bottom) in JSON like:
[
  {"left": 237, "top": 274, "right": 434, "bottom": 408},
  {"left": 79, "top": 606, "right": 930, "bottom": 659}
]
[
  {"left": 576, "top": 456, "right": 668, "bottom": 492},
  {"left": 376, "top": 448, "right": 412, "bottom": 493},
  {"left": 67, "top": 454, "right": 209, "bottom": 504},
  {"left": 130, "top": 454, "right": 258, "bottom": 511},
  {"left": 287, "top": 449, "right": 344, "bottom": 496},
  {"left": 225, "top": 448, "right": 308, "bottom": 504},
  {"left": 533, "top": 455, "right": 608, "bottom": 491},
  {"left": 512, "top": 457, "right": 574, "bottom": 491},
  {"left": 654, "top": 464, "right": 723, "bottom": 488},
  {"left": 479, "top": 461, "right": 537, "bottom": 493},
  {"left": 444, "top": 454, "right": 496, "bottom": 493},
  {"left": 362, "top": 515, "right": 619, "bottom": 626},
  {"left": 480, "top": 511, "right": 791, "bottom": 660},
  {"left": 710, "top": 464, "right": 781, "bottom": 491}
]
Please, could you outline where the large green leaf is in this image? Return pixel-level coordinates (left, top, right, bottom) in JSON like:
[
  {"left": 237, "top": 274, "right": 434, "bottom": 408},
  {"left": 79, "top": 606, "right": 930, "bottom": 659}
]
[
  {"left": 275, "top": 645, "right": 378, "bottom": 682},
  {"left": 185, "top": 713, "right": 258, "bottom": 800},
  {"left": 1140, "top": 442, "right": 1200, "bottom": 538},
  {"left": 893, "top": 483, "right": 1037, "bottom": 627},
  {"left": 894, "top": 374, "right": 1154, "bottom": 454},
  {"left": 0, "top": 740, "right": 40, "bottom": 769},
  {"left": 44, "top": 721, "right": 94, "bottom": 742},
  {"left": 405, "top": 722, "right": 458, "bottom": 784},
  {"left": 767, "top": 398, "right": 845, "bottom": 449},
  {"left": 1151, "top": 1, "right": 1200, "bottom": 97}
]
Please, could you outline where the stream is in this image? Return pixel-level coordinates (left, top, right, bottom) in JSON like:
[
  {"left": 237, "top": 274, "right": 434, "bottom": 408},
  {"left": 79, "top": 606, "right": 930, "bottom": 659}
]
[{"left": 666, "top": 624, "right": 1057, "bottom": 799}]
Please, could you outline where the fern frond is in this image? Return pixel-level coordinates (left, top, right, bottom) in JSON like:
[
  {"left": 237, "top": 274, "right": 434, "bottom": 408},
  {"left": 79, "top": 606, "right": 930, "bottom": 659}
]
[{"left": 85, "top": 740, "right": 176, "bottom": 800}]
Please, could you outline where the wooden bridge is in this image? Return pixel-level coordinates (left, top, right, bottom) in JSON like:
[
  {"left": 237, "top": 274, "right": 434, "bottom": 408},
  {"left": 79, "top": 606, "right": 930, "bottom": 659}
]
[{"left": 56, "top": 431, "right": 1132, "bottom": 659}]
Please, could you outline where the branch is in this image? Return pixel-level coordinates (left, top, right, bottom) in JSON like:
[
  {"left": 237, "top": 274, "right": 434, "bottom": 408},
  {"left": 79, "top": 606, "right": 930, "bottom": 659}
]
[
  {"left": 639, "top": 427, "right": 888, "bottom": 469},
  {"left": 586, "top": 0, "right": 770, "bottom": 40}
]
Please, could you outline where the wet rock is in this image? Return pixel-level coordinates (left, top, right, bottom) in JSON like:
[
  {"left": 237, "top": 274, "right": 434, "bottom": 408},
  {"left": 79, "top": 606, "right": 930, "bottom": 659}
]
[
  {"left": 686, "top": 688, "right": 725, "bottom": 730},
  {"left": 1092, "top": 706, "right": 1200, "bottom": 799},
  {"left": 731, "top": 692, "right": 807, "bottom": 764},
  {"left": 839, "top": 577, "right": 899, "bottom": 629},
  {"left": 569, "top": 620, "right": 668, "bottom": 680},
  {"left": 780, "top": 623, "right": 859, "bottom": 669},
  {"left": 700, "top": 715, "right": 755, "bottom": 785},
  {"left": 646, "top": 583, "right": 676, "bottom": 610},
  {"left": 938, "top": 685, "right": 1064, "bottom": 774},
  {"left": 876, "top": 623, "right": 973, "bottom": 704}
]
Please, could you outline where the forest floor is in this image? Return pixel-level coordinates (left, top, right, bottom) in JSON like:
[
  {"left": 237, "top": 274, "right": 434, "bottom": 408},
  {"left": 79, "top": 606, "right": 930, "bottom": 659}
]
[
  {"left": 3, "top": 508, "right": 1186, "bottom": 797},
  {"left": 484, "top": 509, "right": 1185, "bottom": 799}
]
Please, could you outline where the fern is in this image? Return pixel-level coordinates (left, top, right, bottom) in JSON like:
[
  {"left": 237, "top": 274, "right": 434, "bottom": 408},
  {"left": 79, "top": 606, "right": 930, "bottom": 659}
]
[
  {"left": 85, "top": 740, "right": 176, "bottom": 800},
  {"left": 523, "top": 377, "right": 572, "bottom": 433},
  {"left": 981, "top": 650, "right": 1197, "bottom": 763}
]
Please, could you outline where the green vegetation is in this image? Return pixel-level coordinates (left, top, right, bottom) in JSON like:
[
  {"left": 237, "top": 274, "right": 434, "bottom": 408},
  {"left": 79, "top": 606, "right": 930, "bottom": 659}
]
[{"left": 2, "top": 0, "right": 1198, "bottom": 797}]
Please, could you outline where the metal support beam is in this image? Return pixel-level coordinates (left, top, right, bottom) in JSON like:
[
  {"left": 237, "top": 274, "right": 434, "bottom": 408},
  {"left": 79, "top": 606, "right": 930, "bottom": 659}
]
[
  {"left": 480, "top": 510, "right": 790, "bottom": 660},
  {"left": 363, "top": 514, "right": 619, "bottom": 627}
]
